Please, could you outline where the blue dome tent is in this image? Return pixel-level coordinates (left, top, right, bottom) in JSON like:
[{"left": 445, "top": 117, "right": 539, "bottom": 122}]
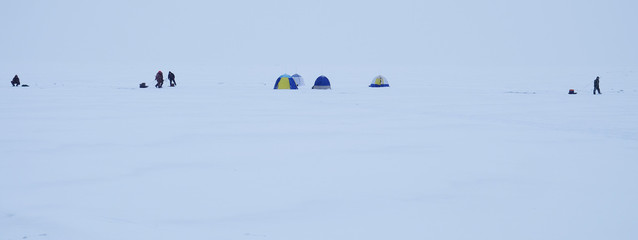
[{"left": 312, "top": 75, "right": 331, "bottom": 89}]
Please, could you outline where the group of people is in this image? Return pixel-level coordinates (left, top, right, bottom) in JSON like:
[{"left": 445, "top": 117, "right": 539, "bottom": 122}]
[
  {"left": 8, "top": 73, "right": 603, "bottom": 94},
  {"left": 154, "top": 71, "right": 176, "bottom": 88}
]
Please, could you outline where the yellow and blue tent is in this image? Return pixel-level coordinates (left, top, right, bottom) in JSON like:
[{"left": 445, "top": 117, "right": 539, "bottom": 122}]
[
  {"left": 369, "top": 75, "right": 389, "bottom": 87},
  {"left": 274, "top": 74, "right": 298, "bottom": 89}
]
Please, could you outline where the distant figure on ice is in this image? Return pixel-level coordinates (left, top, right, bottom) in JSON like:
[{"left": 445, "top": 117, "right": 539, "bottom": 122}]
[
  {"left": 168, "top": 71, "right": 176, "bottom": 87},
  {"left": 593, "top": 76, "right": 601, "bottom": 95},
  {"left": 155, "top": 71, "right": 164, "bottom": 88},
  {"left": 11, "top": 75, "right": 20, "bottom": 87}
]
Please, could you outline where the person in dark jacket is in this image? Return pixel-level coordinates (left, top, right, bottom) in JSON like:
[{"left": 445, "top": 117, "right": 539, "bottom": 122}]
[
  {"left": 593, "top": 76, "right": 601, "bottom": 95},
  {"left": 11, "top": 75, "right": 20, "bottom": 87},
  {"left": 155, "top": 71, "right": 164, "bottom": 88},
  {"left": 168, "top": 71, "right": 176, "bottom": 87}
]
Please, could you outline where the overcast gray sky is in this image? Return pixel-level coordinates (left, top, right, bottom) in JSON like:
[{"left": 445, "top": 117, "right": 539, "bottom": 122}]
[{"left": 2, "top": 0, "right": 637, "bottom": 82}]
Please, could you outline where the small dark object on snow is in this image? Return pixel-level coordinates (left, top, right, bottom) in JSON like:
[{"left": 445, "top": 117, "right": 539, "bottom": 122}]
[
  {"left": 568, "top": 89, "right": 577, "bottom": 94},
  {"left": 593, "top": 76, "right": 601, "bottom": 95},
  {"left": 139, "top": 82, "right": 148, "bottom": 88},
  {"left": 21, "top": 84, "right": 29, "bottom": 87},
  {"left": 168, "top": 71, "right": 176, "bottom": 87},
  {"left": 155, "top": 71, "right": 164, "bottom": 88},
  {"left": 11, "top": 75, "right": 20, "bottom": 86}
]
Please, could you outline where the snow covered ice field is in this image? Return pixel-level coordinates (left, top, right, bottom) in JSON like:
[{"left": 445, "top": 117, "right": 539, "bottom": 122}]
[{"left": 1, "top": 66, "right": 637, "bottom": 240}]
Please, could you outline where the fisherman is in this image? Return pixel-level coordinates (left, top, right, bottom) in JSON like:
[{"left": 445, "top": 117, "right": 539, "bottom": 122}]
[
  {"left": 168, "top": 71, "right": 176, "bottom": 87},
  {"left": 593, "top": 76, "right": 601, "bottom": 95},
  {"left": 155, "top": 71, "right": 164, "bottom": 88},
  {"left": 11, "top": 75, "right": 20, "bottom": 87}
]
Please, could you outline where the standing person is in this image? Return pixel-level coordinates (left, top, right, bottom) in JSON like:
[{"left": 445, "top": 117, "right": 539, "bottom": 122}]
[
  {"left": 168, "top": 71, "right": 176, "bottom": 87},
  {"left": 593, "top": 76, "right": 601, "bottom": 95},
  {"left": 155, "top": 71, "right": 164, "bottom": 88},
  {"left": 11, "top": 75, "right": 20, "bottom": 86}
]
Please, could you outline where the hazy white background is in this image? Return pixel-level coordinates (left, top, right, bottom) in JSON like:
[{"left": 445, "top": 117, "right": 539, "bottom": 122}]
[{"left": 2, "top": 0, "right": 637, "bottom": 84}]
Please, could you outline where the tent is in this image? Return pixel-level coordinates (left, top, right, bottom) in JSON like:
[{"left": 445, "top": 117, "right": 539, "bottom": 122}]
[
  {"left": 369, "top": 75, "right": 389, "bottom": 87},
  {"left": 273, "top": 74, "right": 298, "bottom": 89},
  {"left": 292, "top": 74, "right": 305, "bottom": 86},
  {"left": 312, "top": 75, "right": 331, "bottom": 89}
]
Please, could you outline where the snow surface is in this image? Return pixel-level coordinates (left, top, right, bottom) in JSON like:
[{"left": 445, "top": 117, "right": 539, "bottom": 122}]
[
  {"left": 2, "top": 0, "right": 638, "bottom": 239},
  {"left": 1, "top": 67, "right": 638, "bottom": 240}
]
